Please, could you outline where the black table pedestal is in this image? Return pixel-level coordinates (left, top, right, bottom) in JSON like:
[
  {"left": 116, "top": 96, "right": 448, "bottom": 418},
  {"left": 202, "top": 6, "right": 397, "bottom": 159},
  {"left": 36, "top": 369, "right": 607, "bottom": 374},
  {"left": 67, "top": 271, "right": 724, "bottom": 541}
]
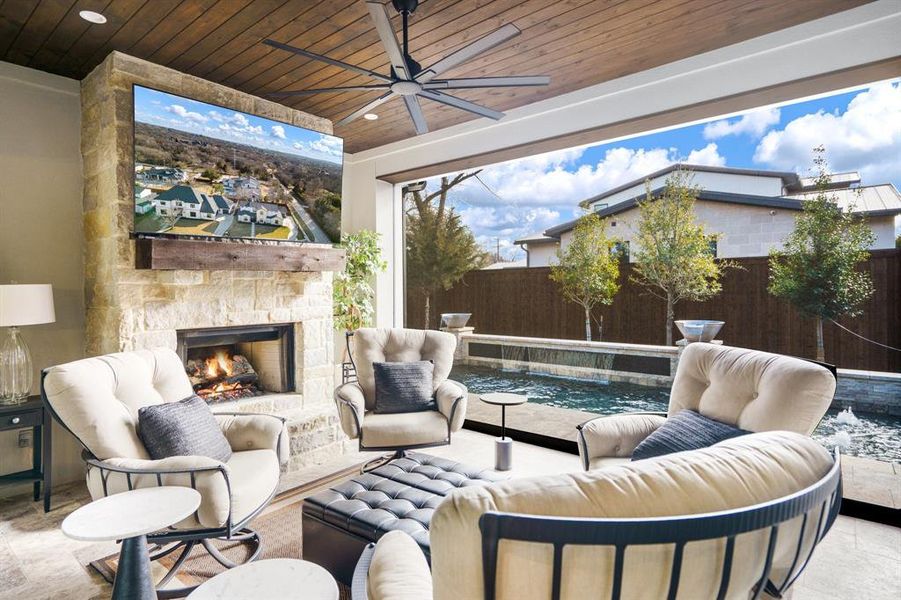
[{"left": 113, "top": 535, "right": 156, "bottom": 600}]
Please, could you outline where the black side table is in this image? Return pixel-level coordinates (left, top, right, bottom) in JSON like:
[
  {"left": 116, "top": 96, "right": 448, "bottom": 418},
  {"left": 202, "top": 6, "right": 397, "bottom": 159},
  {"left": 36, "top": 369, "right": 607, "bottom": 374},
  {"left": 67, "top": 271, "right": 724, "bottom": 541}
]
[{"left": 0, "top": 396, "right": 52, "bottom": 511}]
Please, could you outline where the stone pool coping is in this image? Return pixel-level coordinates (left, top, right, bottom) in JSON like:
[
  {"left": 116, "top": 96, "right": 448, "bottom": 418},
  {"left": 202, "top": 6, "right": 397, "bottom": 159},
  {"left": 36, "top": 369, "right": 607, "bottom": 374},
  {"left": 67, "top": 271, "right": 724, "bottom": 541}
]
[{"left": 464, "top": 397, "right": 900, "bottom": 510}]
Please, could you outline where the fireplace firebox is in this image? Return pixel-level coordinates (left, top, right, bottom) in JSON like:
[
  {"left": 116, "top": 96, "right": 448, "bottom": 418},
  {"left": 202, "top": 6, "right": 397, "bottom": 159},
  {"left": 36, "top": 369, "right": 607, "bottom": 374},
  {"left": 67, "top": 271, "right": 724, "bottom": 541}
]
[{"left": 176, "top": 324, "right": 295, "bottom": 403}]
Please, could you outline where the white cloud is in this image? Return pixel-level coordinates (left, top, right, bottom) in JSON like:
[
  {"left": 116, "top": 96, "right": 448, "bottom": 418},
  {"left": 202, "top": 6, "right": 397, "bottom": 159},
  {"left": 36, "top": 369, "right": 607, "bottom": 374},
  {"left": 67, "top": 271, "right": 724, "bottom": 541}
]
[
  {"left": 703, "top": 107, "right": 780, "bottom": 140},
  {"left": 427, "top": 141, "right": 726, "bottom": 258},
  {"left": 293, "top": 136, "right": 343, "bottom": 160},
  {"left": 271, "top": 125, "right": 286, "bottom": 139},
  {"left": 753, "top": 82, "right": 901, "bottom": 183},
  {"left": 230, "top": 113, "right": 249, "bottom": 127},
  {"left": 686, "top": 143, "right": 726, "bottom": 166},
  {"left": 165, "top": 104, "right": 208, "bottom": 123}
]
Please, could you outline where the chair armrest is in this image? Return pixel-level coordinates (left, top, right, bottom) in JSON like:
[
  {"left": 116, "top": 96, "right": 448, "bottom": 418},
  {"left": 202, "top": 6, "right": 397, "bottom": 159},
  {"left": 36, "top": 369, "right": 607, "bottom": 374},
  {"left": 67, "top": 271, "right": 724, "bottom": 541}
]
[
  {"left": 214, "top": 412, "right": 289, "bottom": 466},
  {"left": 357, "top": 531, "right": 432, "bottom": 600},
  {"left": 335, "top": 382, "right": 366, "bottom": 440},
  {"left": 85, "top": 455, "right": 233, "bottom": 528},
  {"left": 576, "top": 412, "right": 667, "bottom": 470},
  {"left": 436, "top": 379, "right": 467, "bottom": 433}
]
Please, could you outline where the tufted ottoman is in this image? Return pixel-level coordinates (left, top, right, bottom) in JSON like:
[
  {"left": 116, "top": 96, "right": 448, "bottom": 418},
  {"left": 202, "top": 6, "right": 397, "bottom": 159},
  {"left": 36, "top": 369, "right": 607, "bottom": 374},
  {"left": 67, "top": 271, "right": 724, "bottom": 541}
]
[{"left": 302, "top": 452, "right": 506, "bottom": 584}]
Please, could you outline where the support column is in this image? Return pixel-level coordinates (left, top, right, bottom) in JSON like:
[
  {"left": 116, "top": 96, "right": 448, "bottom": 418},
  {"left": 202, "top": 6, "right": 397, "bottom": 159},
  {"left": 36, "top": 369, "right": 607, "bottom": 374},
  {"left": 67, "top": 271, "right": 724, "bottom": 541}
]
[{"left": 341, "top": 160, "right": 403, "bottom": 328}]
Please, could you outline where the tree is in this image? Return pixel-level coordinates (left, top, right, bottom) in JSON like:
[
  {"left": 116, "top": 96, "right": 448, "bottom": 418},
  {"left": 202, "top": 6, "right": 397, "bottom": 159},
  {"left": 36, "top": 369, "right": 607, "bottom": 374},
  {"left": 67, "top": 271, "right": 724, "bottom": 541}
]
[
  {"left": 631, "top": 168, "right": 730, "bottom": 345},
  {"left": 549, "top": 213, "right": 620, "bottom": 340},
  {"left": 768, "top": 146, "right": 875, "bottom": 362},
  {"left": 333, "top": 230, "right": 387, "bottom": 335},
  {"left": 201, "top": 168, "right": 220, "bottom": 181},
  {"left": 405, "top": 172, "right": 489, "bottom": 329}
]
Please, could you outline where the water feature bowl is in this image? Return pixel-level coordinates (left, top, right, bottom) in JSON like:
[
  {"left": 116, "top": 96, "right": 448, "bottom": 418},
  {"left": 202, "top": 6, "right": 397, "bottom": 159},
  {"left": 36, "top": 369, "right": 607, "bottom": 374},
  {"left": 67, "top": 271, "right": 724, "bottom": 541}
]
[
  {"left": 675, "top": 320, "right": 724, "bottom": 342},
  {"left": 441, "top": 313, "right": 472, "bottom": 328}
]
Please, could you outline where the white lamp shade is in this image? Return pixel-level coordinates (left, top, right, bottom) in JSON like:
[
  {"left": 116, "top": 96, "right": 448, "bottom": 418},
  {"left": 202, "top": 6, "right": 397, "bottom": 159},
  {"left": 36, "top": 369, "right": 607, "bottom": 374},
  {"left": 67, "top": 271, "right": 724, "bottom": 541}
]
[{"left": 0, "top": 284, "right": 56, "bottom": 326}]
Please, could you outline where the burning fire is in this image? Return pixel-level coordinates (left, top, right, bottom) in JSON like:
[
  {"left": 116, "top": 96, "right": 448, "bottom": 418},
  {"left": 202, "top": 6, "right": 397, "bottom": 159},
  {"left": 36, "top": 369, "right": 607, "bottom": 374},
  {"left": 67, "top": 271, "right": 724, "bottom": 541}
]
[{"left": 205, "top": 350, "right": 235, "bottom": 379}]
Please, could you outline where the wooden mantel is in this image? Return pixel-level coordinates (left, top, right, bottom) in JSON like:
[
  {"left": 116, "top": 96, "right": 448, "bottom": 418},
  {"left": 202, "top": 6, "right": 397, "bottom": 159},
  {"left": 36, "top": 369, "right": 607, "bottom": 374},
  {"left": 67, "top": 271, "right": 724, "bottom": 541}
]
[{"left": 135, "top": 238, "right": 345, "bottom": 272}]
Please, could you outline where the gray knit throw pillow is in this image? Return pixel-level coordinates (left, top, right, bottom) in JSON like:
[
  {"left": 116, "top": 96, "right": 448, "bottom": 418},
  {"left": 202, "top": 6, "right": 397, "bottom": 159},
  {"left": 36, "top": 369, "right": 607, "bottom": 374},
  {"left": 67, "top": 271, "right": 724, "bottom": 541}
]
[
  {"left": 138, "top": 395, "right": 233, "bottom": 462},
  {"left": 631, "top": 409, "right": 749, "bottom": 461},
  {"left": 372, "top": 360, "right": 436, "bottom": 414}
]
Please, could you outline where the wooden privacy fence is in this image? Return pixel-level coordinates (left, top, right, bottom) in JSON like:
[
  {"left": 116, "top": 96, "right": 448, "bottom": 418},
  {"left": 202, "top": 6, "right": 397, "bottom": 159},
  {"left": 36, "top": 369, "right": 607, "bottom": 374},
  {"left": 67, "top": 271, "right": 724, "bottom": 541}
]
[{"left": 406, "top": 249, "right": 901, "bottom": 373}]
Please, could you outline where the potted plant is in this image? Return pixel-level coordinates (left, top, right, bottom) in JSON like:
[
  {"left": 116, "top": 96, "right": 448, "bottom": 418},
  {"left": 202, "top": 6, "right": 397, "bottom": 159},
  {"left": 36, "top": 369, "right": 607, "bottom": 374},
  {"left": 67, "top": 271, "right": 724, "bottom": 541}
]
[{"left": 333, "top": 230, "right": 387, "bottom": 366}]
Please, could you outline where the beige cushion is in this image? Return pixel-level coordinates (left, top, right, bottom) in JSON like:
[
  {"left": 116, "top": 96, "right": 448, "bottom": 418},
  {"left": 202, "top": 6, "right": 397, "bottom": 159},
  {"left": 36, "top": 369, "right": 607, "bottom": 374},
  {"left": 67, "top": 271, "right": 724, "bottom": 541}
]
[
  {"left": 215, "top": 413, "right": 288, "bottom": 466},
  {"left": 335, "top": 382, "right": 366, "bottom": 439},
  {"left": 367, "top": 531, "right": 433, "bottom": 600},
  {"left": 430, "top": 431, "right": 833, "bottom": 600},
  {"left": 579, "top": 413, "right": 666, "bottom": 461},
  {"left": 670, "top": 344, "right": 835, "bottom": 434},
  {"left": 353, "top": 328, "right": 456, "bottom": 409},
  {"left": 43, "top": 348, "right": 193, "bottom": 460},
  {"left": 435, "top": 379, "right": 467, "bottom": 432},
  {"left": 86, "top": 448, "right": 279, "bottom": 529},
  {"left": 361, "top": 411, "right": 449, "bottom": 448}
]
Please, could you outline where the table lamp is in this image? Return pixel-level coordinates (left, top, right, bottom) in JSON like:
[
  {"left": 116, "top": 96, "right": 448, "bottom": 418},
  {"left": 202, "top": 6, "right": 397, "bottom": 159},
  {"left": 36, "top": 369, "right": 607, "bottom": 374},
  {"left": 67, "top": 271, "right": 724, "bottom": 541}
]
[{"left": 0, "top": 284, "right": 55, "bottom": 404}]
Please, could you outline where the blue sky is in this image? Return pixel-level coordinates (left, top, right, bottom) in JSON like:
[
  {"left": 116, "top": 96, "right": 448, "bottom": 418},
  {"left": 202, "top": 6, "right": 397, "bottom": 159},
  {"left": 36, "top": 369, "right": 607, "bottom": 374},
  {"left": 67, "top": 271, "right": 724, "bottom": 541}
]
[
  {"left": 134, "top": 85, "right": 344, "bottom": 164},
  {"left": 429, "top": 79, "right": 901, "bottom": 259}
]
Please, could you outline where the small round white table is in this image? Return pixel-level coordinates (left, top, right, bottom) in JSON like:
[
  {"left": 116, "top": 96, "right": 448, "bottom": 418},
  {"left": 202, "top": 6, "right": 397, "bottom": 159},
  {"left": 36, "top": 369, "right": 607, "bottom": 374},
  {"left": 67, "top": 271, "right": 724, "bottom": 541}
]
[
  {"left": 479, "top": 392, "right": 528, "bottom": 471},
  {"left": 187, "top": 558, "right": 339, "bottom": 599},
  {"left": 62, "top": 486, "right": 201, "bottom": 600}
]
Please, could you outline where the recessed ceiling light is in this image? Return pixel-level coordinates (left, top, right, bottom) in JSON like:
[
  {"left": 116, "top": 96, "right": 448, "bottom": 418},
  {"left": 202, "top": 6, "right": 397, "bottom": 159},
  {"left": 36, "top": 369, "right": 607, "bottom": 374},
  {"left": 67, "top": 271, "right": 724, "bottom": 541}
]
[
  {"left": 79, "top": 10, "right": 107, "bottom": 24},
  {"left": 363, "top": 113, "right": 378, "bottom": 121}
]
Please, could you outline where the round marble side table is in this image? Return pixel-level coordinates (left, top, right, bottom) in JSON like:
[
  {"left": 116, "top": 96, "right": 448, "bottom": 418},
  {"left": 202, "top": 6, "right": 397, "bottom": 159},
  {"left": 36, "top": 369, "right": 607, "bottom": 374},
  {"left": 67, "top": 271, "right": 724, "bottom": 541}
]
[
  {"left": 187, "top": 558, "right": 339, "bottom": 600},
  {"left": 61, "top": 486, "right": 201, "bottom": 600},
  {"left": 479, "top": 392, "right": 528, "bottom": 471}
]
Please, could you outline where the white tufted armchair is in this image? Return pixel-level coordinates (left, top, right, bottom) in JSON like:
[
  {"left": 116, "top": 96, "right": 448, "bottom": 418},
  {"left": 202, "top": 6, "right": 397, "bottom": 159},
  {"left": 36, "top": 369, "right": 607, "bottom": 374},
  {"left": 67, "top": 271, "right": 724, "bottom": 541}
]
[
  {"left": 335, "top": 328, "right": 467, "bottom": 453},
  {"left": 577, "top": 343, "right": 837, "bottom": 471},
  {"left": 41, "top": 348, "right": 288, "bottom": 595}
]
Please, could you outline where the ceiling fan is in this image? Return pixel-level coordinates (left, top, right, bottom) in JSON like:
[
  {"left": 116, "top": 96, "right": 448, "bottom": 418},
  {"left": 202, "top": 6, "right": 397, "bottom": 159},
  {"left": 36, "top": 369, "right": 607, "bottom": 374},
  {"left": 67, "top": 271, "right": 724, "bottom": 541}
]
[{"left": 263, "top": 0, "right": 550, "bottom": 134}]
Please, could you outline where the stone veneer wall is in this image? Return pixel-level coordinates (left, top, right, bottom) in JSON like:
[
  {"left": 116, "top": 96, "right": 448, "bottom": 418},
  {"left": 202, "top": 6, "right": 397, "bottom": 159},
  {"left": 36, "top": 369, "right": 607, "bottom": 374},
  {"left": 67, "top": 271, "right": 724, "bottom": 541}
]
[{"left": 80, "top": 52, "right": 349, "bottom": 472}]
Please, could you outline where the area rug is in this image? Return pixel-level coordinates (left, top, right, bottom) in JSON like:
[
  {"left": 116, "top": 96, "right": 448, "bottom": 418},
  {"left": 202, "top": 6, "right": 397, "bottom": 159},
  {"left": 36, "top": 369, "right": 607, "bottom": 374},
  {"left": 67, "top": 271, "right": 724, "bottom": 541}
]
[{"left": 89, "top": 462, "right": 364, "bottom": 597}]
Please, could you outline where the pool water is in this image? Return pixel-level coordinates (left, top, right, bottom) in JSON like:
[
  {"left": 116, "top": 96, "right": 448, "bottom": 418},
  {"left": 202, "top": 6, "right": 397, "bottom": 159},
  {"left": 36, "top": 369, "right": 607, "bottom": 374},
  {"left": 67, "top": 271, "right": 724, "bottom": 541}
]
[{"left": 451, "top": 364, "right": 901, "bottom": 463}]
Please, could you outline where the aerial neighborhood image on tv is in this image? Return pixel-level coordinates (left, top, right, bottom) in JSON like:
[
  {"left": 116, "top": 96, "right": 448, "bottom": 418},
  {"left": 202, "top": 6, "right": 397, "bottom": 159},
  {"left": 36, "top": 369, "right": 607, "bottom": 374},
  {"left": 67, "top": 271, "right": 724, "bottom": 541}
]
[{"left": 132, "top": 85, "right": 343, "bottom": 243}]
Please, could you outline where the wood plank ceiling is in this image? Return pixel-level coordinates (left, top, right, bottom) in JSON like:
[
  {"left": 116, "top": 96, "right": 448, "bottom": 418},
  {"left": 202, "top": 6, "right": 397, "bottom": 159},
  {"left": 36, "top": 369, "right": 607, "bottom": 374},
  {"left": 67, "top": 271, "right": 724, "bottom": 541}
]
[{"left": 0, "top": 0, "right": 870, "bottom": 153}]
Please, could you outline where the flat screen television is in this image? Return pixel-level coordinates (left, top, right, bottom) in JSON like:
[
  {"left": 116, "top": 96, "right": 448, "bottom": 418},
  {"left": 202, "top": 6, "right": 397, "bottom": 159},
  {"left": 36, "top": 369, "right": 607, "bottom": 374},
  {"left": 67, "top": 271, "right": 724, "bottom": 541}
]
[{"left": 133, "top": 84, "right": 343, "bottom": 244}]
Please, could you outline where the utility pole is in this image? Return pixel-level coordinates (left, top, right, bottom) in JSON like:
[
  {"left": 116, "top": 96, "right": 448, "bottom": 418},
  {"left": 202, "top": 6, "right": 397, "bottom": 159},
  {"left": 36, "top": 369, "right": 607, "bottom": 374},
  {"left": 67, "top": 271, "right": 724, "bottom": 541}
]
[{"left": 496, "top": 238, "right": 500, "bottom": 262}]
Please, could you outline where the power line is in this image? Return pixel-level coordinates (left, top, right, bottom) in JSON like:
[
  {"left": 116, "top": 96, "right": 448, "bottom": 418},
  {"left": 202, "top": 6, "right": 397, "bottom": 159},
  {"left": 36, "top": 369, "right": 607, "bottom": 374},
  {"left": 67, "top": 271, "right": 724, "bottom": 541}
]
[{"left": 830, "top": 319, "right": 901, "bottom": 352}]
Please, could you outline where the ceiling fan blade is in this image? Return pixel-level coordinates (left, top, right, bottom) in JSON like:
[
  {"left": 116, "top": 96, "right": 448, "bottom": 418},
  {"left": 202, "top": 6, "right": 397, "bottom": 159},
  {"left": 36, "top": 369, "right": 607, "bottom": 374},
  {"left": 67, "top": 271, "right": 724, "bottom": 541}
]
[
  {"left": 263, "top": 39, "right": 391, "bottom": 82},
  {"left": 336, "top": 91, "right": 397, "bottom": 127},
  {"left": 366, "top": 1, "right": 413, "bottom": 81},
  {"left": 417, "top": 90, "right": 504, "bottom": 120},
  {"left": 269, "top": 84, "right": 391, "bottom": 98},
  {"left": 423, "top": 75, "right": 550, "bottom": 89},
  {"left": 416, "top": 24, "right": 521, "bottom": 84},
  {"left": 403, "top": 95, "right": 428, "bottom": 134}
]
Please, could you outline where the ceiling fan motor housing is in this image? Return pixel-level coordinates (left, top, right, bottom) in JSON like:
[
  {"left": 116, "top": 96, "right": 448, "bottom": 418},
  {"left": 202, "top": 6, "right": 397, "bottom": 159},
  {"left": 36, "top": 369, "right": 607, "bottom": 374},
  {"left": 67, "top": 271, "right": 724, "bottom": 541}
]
[{"left": 391, "top": 0, "right": 419, "bottom": 14}]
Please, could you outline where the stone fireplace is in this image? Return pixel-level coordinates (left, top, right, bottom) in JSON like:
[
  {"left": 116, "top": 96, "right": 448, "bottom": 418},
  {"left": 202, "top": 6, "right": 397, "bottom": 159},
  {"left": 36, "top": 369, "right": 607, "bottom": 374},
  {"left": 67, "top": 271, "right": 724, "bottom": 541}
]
[{"left": 79, "top": 52, "right": 350, "bottom": 473}]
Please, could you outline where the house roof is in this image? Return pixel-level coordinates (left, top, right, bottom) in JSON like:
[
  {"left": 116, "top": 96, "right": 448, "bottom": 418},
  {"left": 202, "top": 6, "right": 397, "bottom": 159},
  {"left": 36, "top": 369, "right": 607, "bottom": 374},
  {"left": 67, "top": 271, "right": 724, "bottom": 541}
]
[
  {"left": 155, "top": 185, "right": 204, "bottom": 204},
  {"left": 482, "top": 259, "right": 528, "bottom": 270},
  {"left": 786, "top": 184, "right": 901, "bottom": 217},
  {"left": 513, "top": 232, "right": 558, "bottom": 245},
  {"left": 577, "top": 163, "right": 801, "bottom": 209},
  {"left": 542, "top": 183, "right": 901, "bottom": 240},
  {"left": 210, "top": 194, "right": 231, "bottom": 210}
]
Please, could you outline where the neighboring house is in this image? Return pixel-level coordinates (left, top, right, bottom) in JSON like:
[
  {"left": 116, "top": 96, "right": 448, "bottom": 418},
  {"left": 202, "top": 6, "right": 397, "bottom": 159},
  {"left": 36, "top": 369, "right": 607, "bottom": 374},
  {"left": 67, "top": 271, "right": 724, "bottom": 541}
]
[
  {"left": 137, "top": 166, "right": 187, "bottom": 185},
  {"left": 481, "top": 259, "right": 528, "bottom": 270},
  {"left": 152, "top": 185, "right": 232, "bottom": 220},
  {"left": 236, "top": 201, "right": 290, "bottom": 226},
  {"left": 134, "top": 185, "right": 155, "bottom": 215},
  {"left": 222, "top": 176, "right": 261, "bottom": 200},
  {"left": 517, "top": 164, "right": 901, "bottom": 266}
]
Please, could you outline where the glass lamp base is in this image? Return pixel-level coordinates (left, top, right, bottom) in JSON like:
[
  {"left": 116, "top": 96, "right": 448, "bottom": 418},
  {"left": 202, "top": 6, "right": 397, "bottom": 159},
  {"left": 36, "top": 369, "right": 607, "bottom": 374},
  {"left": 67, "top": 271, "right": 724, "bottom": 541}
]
[{"left": 0, "top": 327, "right": 33, "bottom": 405}]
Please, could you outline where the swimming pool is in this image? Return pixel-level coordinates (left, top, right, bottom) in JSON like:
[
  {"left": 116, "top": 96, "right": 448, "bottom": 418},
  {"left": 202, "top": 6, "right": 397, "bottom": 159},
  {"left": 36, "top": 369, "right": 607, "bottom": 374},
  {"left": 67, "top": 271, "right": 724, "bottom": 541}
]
[{"left": 451, "top": 364, "right": 901, "bottom": 463}]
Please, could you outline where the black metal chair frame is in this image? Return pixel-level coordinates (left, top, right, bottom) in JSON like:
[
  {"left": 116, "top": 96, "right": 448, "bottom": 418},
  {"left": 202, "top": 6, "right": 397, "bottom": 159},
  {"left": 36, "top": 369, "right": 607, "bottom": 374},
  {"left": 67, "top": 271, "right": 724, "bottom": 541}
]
[
  {"left": 480, "top": 449, "right": 842, "bottom": 600},
  {"left": 40, "top": 370, "right": 286, "bottom": 599},
  {"left": 336, "top": 331, "right": 466, "bottom": 456}
]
